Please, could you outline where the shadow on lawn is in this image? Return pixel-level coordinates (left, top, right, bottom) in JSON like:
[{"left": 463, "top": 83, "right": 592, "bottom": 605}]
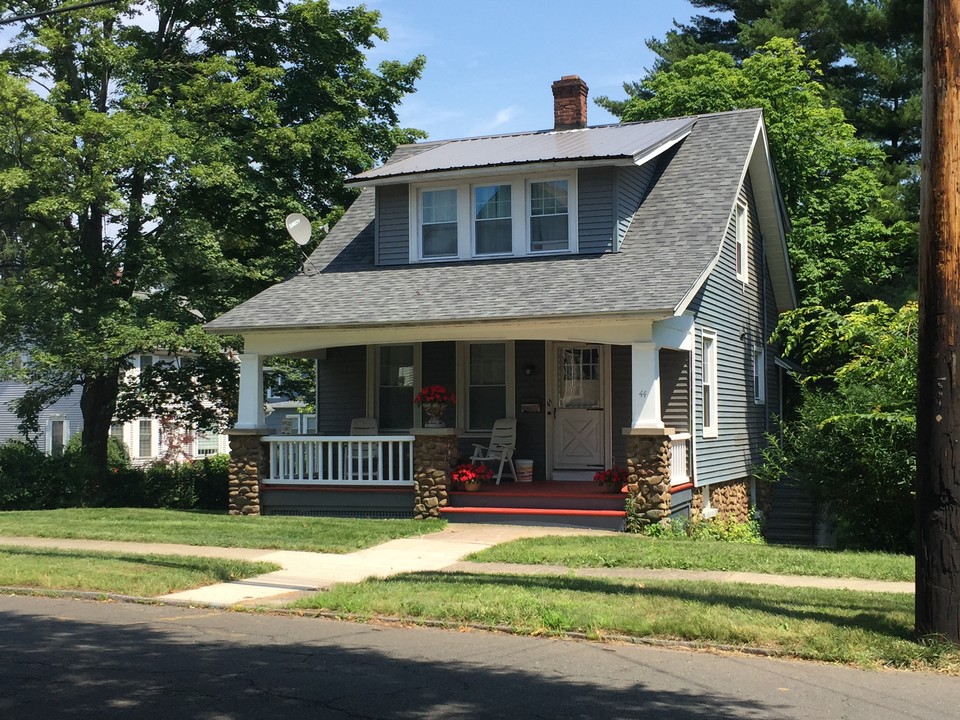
[{"left": 379, "top": 571, "right": 915, "bottom": 641}]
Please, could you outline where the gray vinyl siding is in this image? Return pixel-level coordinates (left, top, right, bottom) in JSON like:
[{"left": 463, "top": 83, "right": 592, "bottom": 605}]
[
  {"left": 315, "top": 346, "right": 367, "bottom": 434},
  {"left": 610, "top": 345, "right": 632, "bottom": 466},
  {"left": 577, "top": 167, "right": 615, "bottom": 253},
  {"left": 686, "top": 174, "right": 777, "bottom": 486},
  {"left": 616, "top": 164, "right": 657, "bottom": 248},
  {"left": 660, "top": 349, "right": 690, "bottom": 434},
  {"left": 0, "top": 381, "right": 84, "bottom": 452},
  {"left": 513, "top": 340, "right": 547, "bottom": 479},
  {"left": 375, "top": 184, "right": 410, "bottom": 266}
]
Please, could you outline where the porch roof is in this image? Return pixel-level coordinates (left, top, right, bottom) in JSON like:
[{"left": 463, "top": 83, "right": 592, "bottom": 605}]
[{"left": 206, "top": 109, "right": 783, "bottom": 335}]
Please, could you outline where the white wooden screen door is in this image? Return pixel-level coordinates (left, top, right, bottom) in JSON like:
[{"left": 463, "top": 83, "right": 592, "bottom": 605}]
[{"left": 553, "top": 344, "right": 605, "bottom": 470}]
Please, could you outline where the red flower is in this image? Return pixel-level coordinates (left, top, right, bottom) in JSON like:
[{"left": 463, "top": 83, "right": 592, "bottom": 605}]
[
  {"left": 594, "top": 466, "right": 629, "bottom": 486},
  {"left": 414, "top": 385, "right": 457, "bottom": 406},
  {"left": 450, "top": 463, "right": 494, "bottom": 486}
]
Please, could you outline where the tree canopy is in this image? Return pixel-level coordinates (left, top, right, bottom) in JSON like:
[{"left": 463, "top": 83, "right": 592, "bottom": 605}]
[{"left": 0, "top": 0, "right": 424, "bottom": 471}]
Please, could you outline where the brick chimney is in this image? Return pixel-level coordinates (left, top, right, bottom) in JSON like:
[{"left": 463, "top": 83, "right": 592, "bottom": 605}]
[{"left": 552, "top": 75, "right": 589, "bottom": 130}]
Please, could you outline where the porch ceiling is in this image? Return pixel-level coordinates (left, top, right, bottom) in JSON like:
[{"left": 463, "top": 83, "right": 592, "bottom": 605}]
[{"left": 242, "top": 314, "right": 663, "bottom": 356}]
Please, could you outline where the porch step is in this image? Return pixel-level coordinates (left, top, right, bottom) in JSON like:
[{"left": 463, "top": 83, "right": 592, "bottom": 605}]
[{"left": 440, "top": 506, "right": 626, "bottom": 531}]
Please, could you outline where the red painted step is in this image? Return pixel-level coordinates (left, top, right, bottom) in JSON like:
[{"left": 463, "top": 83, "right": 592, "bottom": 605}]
[{"left": 440, "top": 506, "right": 625, "bottom": 517}]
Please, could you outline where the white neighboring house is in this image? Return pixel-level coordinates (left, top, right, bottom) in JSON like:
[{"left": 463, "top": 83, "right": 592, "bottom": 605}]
[{"left": 0, "top": 353, "right": 230, "bottom": 464}]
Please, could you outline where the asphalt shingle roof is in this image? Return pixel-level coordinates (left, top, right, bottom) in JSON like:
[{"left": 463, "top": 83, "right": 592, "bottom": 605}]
[{"left": 206, "top": 110, "right": 763, "bottom": 334}]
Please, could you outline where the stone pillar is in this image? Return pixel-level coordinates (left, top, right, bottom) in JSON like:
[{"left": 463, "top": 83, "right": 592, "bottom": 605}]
[
  {"left": 623, "top": 427, "right": 674, "bottom": 530},
  {"left": 709, "top": 479, "right": 752, "bottom": 522},
  {"left": 227, "top": 429, "right": 269, "bottom": 516},
  {"left": 412, "top": 428, "right": 459, "bottom": 520}
]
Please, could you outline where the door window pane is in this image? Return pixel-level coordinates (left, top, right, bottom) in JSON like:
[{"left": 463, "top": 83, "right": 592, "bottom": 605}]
[
  {"left": 558, "top": 347, "right": 601, "bottom": 408},
  {"left": 475, "top": 185, "right": 512, "bottom": 255},
  {"left": 469, "top": 344, "right": 506, "bottom": 431},
  {"left": 530, "top": 180, "right": 569, "bottom": 252},
  {"left": 379, "top": 346, "right": 414, "bottom": 431},
  {"left": 422, "top": 189, "right": 458, "bottom": 257}
]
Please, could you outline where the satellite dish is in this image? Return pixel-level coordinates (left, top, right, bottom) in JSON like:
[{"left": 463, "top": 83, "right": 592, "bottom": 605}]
[{"left": 285, "top": 213, "right": 312, "bottom": 246}]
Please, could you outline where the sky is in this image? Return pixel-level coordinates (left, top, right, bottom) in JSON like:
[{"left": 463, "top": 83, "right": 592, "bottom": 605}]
[{"left": 357, "top": 0, "right": 698, "bottom": 141}]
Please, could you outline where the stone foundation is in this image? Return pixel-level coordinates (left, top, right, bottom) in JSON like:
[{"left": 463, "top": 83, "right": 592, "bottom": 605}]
[
  {"left": 691, "top": 478, "right": 752, "bottom": 522},
  {"left": 412, "top": 429, "right": 458, "bottom": 519},
  {"left": 227, "top": 429, "right": 269, "bottom": 516},
  {"left": 623, "top": 428, "right": 674, "bottom": 530}
]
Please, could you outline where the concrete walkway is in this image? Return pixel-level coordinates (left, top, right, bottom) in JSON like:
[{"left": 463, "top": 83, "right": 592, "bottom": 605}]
[{"left": 0, "top": 526, "right": 914, "bottom": 606}]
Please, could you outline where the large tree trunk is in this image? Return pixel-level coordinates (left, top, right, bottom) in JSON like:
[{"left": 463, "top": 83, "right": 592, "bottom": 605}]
[
  {"left": 916, "top": 0, "right": 960, "bottom": 642},
  {"left": 79, "top": 368, "right": 121, "bottom": 476}
]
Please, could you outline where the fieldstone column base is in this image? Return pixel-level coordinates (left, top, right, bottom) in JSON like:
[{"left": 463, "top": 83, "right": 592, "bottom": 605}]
[
  {"left": 623, "top": 427, "right": 674, "bottom": 531},
  {"left": 692, "top": 478, "right": 752, "bottom": 522},
  {"left": 412, "top": 428, "right": 459, "bottom": 519},
  {"left": 227, "top": 429, "right": 269, "bottom": 516}
]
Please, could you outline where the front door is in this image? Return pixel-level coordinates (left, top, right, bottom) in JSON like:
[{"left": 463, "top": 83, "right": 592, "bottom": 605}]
[{"left": 553, "top": 344, "right": 605, "bottom": 472}]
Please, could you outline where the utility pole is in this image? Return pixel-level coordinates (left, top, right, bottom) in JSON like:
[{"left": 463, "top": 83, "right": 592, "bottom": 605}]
[{"left": 917, "top": 0, "right": 960, "bottom": 643}]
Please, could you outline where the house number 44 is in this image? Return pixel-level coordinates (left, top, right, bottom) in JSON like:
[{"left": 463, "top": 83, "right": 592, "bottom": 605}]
[{"left": 637, "top": 390, "right": 648, "bottom": 398}]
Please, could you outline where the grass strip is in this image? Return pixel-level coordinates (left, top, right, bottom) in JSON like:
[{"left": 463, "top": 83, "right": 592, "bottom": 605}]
[
  {"left": 0, "top": 546, "right": 279, "bottom": 596},
  {"left": 293, "top": 571, "right": 956, "bottom": 672},
  {"left": 467, "top": 536, "right": 914, "bottom": 582},
  {"left": 0, "top": 508, "right": 445, "bottom": 553}
]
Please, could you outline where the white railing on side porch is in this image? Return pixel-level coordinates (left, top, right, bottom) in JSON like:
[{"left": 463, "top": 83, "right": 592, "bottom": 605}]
[
  {"left": 263, "top": 435, "right": 415, "bottom": 486},
  {"left": 669, "top": 433, "right": 691, "bottom": 486}
]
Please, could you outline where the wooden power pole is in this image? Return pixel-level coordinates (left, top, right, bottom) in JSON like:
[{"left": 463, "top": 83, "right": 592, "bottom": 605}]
[{"left": 917, "top": 0, "right": 960, "bottom": 643}]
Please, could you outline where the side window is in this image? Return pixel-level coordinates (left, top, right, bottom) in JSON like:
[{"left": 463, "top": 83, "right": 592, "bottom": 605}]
[
  {"left": 47, "top": 416, "right": 68, "bottom": 457},
  {"left": 753, "top": 344, "right": 765, "bottom": 404},
  {"left": 735, "top": 200, "right": 748, "bottom": 283},
  {"left": 138, "top": 418, "right": 153, "bottom": 458},
  {"left": 467, "top": 343, "right": 507, "bottom": 431},
  {"left": 702, "top": 330, "right": 718, "bottom": 438}
]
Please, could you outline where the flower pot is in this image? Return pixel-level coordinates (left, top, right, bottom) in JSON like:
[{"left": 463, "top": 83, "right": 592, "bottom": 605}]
[
  {"left": 423, "top": 403, "right": 447, "bottom": 428},
  {"left": 599, "top": 481, "right": 623, "bottom": 494},
  {"left": 462, "top": 481, "right": 481, "bottom": 492}
]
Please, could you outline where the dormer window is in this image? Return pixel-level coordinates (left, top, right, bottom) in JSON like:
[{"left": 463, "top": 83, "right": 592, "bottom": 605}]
[
  {"left": 411, "top": 172, "right": 578, "bottom": 262},
  {"left": 530, "top": 179, "right": 569, "bottom": 252},
  {"left": 421, "top": 188, "right": 459, "bottom": 258}
]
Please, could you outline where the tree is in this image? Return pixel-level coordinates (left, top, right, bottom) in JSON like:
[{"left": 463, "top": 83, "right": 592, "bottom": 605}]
[
  {"left": 0, "top": 0, "right": 424, "bottom": 473},
  {"left": 616, "top": 38, "right": 915, "bottom": 309}
]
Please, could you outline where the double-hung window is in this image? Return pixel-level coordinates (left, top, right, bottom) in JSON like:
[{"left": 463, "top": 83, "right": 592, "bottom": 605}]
[
  {"left": 529, "top": 179, "right": 569, "bottom": 252},
  {"left": 474, "top": 185, "right": 512, "bottom": 255},
  {"left": 702, "top": 330, "right": 718, "bottom": 438},
  {"left": 420, "top": 188, "right": 459, "bottom": 258},
  {"left": 466, "top": 343, "right": 508, "bottom": 432},
  {"left": 378, "top": 345, "right": 416, "bottom": 431},
  {"left": 138, "top": 418, "right": 153, "bottom": 458},
  {"left": 753, "top": 344, "right": 765, "bottom": 404}
]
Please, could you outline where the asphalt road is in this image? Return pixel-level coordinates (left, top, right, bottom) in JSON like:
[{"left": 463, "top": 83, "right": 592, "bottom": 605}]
[{"left": 2, "top": 595, "right": 958, "bottom": 719}]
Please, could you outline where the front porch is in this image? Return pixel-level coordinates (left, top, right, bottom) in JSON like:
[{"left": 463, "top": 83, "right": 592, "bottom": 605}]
[{"left": 227, "top": 316, "right": 698, "bottom": 527}]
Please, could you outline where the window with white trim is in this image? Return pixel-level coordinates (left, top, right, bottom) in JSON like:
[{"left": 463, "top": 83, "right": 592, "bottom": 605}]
[
  {"left": 466, "top": 343, "right": 508, "bottom": 432},
  {"left": 46, "top": 415, "right": 68, "bottom": 457},
  {"left": 420, "top": 188, "right": 459, "bottom": 258},
  {"left": 753, "top": 344, "right": 765, "bottom": 404},
  {"left": 702, "top": 330, "right": 718, "bottom": 438},
  {"left": 529, "top": 179, "right": 569, "bottom": 252},
  {"left": 377, "top": 345, "right": 416, "bottom": 431},
  {"left": 735, "top": 200, "right": 748, "bottom": 283},
  {"left": 138, "top": 418, "right": 153, "bottom": 458},
  {"left": 411, "top": 172, "right": 576, "bottom": 262}
]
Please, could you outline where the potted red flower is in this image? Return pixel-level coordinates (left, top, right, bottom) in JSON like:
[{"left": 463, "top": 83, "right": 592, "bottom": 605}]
[
  {"left": 594, "top": 466, "right": 629, "bottom": 493},
  {"left": 414, "top": 385, "right": 457, "bottom": 427},
  {"left": 450, "top": 463, "right": 494, "bottom": 491}
]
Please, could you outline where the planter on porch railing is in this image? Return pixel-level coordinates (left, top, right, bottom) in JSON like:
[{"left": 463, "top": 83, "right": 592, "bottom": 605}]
[{"left": 263, "top": 435, "right": 415, "bottom": 485}]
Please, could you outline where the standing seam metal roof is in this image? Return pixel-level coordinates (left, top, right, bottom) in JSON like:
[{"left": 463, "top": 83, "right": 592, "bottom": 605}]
[{"left": 206, "top": 110, "right": 765, "bottom": 333}]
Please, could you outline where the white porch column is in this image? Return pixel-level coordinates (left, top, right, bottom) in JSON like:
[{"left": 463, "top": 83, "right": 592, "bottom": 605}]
[
  {"left": 630, "top": 342, "right": 664, "bottom": 429},
  {"left": 235, "top": 352, "right": 265, "bottom": 430}
]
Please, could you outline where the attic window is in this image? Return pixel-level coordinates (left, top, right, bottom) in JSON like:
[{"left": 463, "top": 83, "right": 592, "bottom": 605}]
[{"left": 735, "top": 200, "right": 748, "bottom": 283}]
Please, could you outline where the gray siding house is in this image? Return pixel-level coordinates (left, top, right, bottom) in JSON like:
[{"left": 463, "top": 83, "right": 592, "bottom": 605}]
[{"left": 207, "top": 76, "right": 796, "bottom": 526}]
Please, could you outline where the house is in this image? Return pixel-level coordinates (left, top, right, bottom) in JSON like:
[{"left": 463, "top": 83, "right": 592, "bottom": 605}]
[
  {"left": 206, "top": 76, "right": 796, "bottom": 528},
  {"left": 0, "top": 353, "right": 230, "bottom": 463}
]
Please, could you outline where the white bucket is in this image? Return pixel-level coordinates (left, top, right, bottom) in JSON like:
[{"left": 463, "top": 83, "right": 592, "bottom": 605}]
[{"left": 516, "top": 459, "right": 533, "bottom": 483}]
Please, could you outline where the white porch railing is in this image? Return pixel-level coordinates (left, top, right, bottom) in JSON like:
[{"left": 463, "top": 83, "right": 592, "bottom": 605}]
[
  {"left": 669, "top": 433, "right": 691, "bottom": 486},
  {"left": 263, "top": 435, "right": 415, "bottom": 486}
]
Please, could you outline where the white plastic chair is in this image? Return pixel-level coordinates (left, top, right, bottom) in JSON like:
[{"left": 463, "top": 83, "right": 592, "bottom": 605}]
[
  {"left": 349, "top": 418, "right": 378, "bottom": 480},
  {"left": 470, "top": 418, "right": 518, "bottom": 485}
]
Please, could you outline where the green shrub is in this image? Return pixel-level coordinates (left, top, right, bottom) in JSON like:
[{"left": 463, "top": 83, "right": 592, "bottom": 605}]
[
  {"left": 642, "top": 514, "right": 765, "bottom": 544},
  {"left": 0, "top": 440, "right": 92, "bottom": 510},
  {"left": 66, "top": 434, "right": 131, "bottom": 470},
  {"left": 93, "top": 454, "right": 229, "bottom": 511}
]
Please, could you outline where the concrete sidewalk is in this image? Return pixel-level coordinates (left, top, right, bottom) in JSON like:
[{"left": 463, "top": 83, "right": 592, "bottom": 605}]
[{"left": 0, "top": 526, "right": 914, "bottom": 606}]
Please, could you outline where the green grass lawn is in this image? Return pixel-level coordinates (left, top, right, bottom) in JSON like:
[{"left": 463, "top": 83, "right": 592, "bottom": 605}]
[
  {"left": 294, "top": 571, "right": 956, "bottom": 673},
  {"left": 467, "top": 536, "right": 914, "bottom": 582},
  {"left": 0, "top": 508, "right": 446, "bottom": 553},
  {"left": 0, "top": 545, "right": 279, "bottom": 596}
]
